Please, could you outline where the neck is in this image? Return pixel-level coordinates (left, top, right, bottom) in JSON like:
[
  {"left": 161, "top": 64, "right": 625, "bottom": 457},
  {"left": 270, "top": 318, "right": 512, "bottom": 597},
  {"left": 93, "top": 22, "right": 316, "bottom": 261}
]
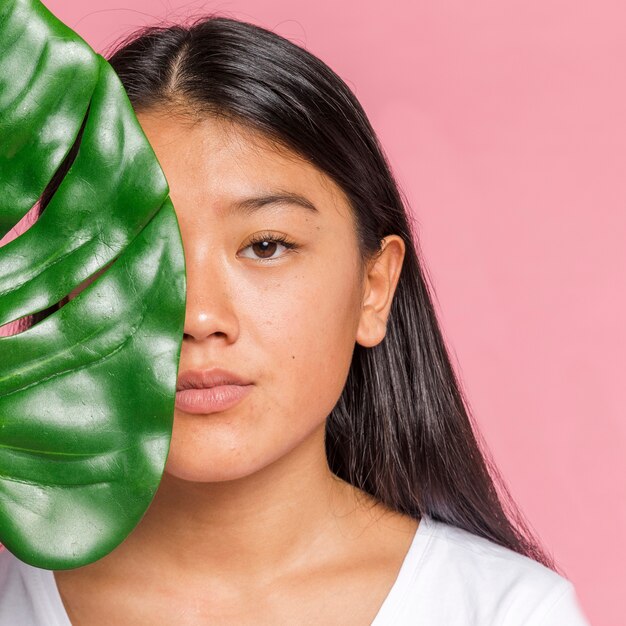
[{"left": 92, "top": 423, "right": 379, "bottom": 584}]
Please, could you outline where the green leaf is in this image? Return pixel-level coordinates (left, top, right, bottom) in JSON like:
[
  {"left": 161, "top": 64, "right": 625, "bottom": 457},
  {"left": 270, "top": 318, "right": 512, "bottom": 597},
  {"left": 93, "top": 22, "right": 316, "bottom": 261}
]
[{"left": 0, "top": 0, "right": 186, "bottom": 569}]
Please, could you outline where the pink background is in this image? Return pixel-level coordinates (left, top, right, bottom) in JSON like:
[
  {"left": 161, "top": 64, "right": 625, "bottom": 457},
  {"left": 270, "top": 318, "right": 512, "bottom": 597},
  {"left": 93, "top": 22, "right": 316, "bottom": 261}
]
[{"left": 3, "top": 1, "right": 624, "bottom": 623}]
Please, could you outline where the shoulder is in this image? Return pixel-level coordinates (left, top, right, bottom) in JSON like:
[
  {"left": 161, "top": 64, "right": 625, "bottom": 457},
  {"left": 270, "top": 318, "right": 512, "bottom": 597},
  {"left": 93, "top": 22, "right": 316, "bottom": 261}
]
[
  {"left": 0, "top": 546, "right": 27, "bottom": 620},
  {"left": 405, "top": 516, "right": 590, "bottom": 625},
  {"left": 0, "top": 546, "right": 18, "bottom": 592},
  {"left": 0, "top": 546, "right": 52, "bottom": 625}
]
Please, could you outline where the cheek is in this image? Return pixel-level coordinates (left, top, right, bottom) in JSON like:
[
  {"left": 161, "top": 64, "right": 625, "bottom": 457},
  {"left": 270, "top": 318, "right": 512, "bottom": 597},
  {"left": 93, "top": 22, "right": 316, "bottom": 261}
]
[{"left": 250, "top": 257, "right": 360, "bottom": 419}]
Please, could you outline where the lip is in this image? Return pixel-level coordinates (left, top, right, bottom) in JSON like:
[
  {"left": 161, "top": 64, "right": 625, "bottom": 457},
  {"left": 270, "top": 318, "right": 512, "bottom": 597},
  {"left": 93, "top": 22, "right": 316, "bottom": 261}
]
[
  {"left": 175, "top": 367, "right": 254, "bottom": 415},
  {"left": 175, "top": 384, "right": 253, "bottom": 414},
  {"left": 176, "top": 367, "right": 253, "bottom": 391}
]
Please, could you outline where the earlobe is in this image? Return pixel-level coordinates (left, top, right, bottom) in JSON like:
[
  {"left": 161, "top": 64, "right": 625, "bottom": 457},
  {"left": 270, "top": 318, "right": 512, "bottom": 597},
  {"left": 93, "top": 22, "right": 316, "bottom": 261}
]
[
  {"left": 356, "top": 307, "right": 387, "bottom": 348},
  {"left": 355, "top": 235, "right": 405, "bottom": 348}
]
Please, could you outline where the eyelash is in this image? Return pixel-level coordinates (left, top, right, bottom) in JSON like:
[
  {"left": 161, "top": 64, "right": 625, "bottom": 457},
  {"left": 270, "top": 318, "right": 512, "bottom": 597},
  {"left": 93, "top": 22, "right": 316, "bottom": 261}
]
[{"left": 239, "top": 231, "right": 300, "bottom": 262}]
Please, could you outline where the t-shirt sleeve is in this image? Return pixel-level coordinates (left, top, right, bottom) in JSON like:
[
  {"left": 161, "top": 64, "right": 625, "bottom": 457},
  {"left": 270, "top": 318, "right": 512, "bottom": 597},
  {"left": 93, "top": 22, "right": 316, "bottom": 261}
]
[{"left": 535, "top": 579, "right": 591, "bottom": 626}]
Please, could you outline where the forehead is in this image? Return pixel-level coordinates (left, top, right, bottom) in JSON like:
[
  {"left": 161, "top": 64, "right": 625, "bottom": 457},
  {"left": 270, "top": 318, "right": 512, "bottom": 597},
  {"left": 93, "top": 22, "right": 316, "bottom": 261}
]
[{"left": 135, "top": 108, "right": 353, "bottom": 223}]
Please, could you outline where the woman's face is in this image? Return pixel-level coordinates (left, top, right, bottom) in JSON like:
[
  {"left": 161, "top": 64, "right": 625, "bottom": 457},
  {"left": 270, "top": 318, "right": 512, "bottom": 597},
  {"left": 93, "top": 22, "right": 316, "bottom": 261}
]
[
  {"left": 141, "top": 109, "right": 367, "bottom": 483},
  {"left": 70, "top": 107, "right": 404, "bottom": 483}
]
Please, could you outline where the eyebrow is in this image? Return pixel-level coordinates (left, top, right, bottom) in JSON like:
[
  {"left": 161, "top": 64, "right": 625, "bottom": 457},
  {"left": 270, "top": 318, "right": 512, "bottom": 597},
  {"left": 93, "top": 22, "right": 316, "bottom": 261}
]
[{"left": 226, "top": 192, "right": 320, "bottom": 217}]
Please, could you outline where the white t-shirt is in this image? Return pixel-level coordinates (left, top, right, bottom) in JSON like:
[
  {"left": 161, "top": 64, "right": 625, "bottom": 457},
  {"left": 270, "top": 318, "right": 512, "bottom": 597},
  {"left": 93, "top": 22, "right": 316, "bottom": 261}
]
[{"left": 0, "top": 514, "right": 590, "bottom": 625}]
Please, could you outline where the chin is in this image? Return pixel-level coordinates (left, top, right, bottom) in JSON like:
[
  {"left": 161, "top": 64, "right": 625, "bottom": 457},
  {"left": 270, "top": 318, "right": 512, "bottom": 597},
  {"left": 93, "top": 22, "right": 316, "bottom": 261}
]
[
  {"left": 162, "top": 426, "right": 269, "bottom": 484},
  {"left": 162, "top": 456, "right": 262, "bottom": 483}
]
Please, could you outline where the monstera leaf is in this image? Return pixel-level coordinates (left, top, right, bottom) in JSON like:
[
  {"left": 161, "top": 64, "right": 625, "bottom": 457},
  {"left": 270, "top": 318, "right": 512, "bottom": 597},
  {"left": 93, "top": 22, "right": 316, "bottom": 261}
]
[{"left": 0, "top": 0, "right": 186, "bottom": 569}]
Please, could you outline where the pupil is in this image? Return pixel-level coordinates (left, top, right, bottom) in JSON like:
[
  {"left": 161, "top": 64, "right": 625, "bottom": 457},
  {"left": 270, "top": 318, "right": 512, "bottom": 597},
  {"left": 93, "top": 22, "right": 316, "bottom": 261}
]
[{"left": 254, "top": 241, "right": 276, "bottom": 258}]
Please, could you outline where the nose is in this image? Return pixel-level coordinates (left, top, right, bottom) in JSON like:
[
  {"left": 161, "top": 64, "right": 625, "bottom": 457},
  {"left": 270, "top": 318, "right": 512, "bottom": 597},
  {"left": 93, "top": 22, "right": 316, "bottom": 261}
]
[{"left": 182, "top": 265, "right": 240, "bottom": 344}]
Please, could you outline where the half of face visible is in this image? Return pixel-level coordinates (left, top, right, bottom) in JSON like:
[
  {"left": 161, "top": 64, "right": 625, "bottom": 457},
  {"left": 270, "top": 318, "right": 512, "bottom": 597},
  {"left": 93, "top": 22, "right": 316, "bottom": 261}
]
[{"left": 128, "top": 108, "right": 366, "bottom": 483}]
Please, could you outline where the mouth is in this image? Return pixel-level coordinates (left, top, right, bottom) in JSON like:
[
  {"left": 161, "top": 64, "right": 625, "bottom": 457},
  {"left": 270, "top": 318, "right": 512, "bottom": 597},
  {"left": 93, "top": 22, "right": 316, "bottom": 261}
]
[
  {"left": 175, "top": 384, "right": 253, "bottom": 415},
  {"left": 175, "top": 367, "right": 254, "bottom": 414},
  {"left": 176, "top": 367, "right": 253, "bottom": 391}
]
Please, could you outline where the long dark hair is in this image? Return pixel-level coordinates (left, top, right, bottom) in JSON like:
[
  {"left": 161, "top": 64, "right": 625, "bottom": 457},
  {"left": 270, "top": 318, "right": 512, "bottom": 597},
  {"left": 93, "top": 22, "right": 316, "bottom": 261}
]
[{"left": 36, "top": 15, "right": 557, "bottom": 572}]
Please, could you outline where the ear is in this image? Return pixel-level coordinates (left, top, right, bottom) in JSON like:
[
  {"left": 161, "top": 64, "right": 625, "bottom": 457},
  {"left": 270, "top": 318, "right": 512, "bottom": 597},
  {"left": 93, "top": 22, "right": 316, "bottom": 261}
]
[{"left": 356, "top": 235, "right": 406, "bottom": 348}]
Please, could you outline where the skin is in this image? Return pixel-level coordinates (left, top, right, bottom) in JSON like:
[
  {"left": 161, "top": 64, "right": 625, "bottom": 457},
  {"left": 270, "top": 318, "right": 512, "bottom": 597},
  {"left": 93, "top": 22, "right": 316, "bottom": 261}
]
[{"left": 54, "top": 106, "right": 417, "bottom": 625}]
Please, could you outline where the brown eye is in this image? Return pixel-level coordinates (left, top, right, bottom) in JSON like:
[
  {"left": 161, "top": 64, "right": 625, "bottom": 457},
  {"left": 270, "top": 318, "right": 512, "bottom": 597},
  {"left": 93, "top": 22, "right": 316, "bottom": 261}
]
[
  {"left": 251, "top": 240, "right": 279, "bottom": 259},
  {"left": 239, "top": 233, "right": 299, "bottom": 262}
]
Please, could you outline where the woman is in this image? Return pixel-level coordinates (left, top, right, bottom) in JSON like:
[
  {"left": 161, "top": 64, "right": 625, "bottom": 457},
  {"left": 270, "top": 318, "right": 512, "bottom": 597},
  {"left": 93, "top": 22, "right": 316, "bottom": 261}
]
[{"left": 0, "top": 15, "right": 589, "bottom": 625}]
